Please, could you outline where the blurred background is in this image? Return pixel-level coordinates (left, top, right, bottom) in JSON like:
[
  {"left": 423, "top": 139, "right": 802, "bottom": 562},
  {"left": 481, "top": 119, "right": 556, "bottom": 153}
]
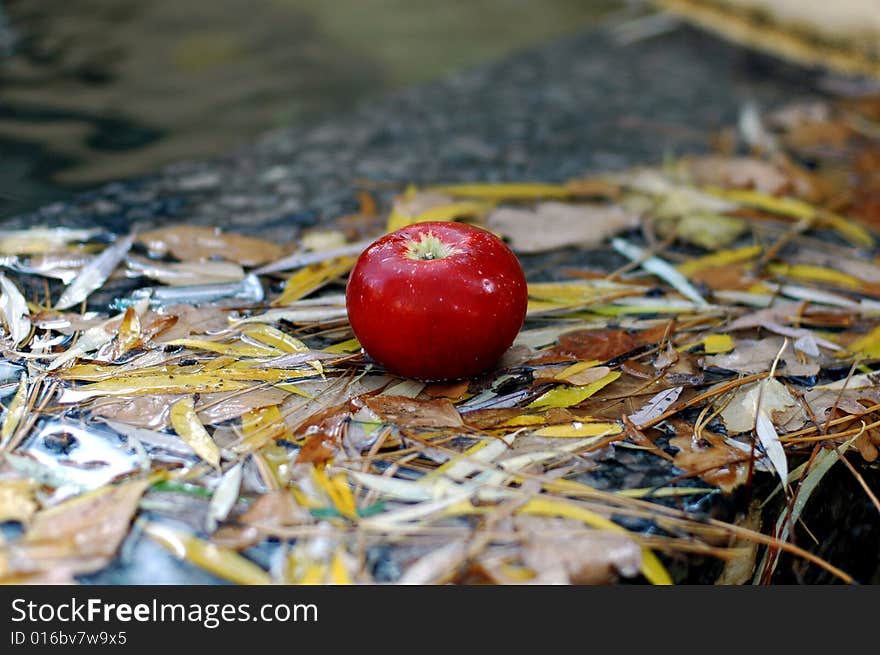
[
  {"left": 0, "top": 0, "right": 623, "bottom": 218},
  {"left": 1, "top": 0, "right": 877, "bottom": 221}
]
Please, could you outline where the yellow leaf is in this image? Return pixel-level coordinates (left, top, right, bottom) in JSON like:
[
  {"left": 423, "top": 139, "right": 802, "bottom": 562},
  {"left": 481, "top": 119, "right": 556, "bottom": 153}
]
[
  {"left": 705, "top": 188, "right": 874, "bottom": 247},
  {"left": 702, "top": 334, "right": 734, "bottom": 354},
  {"left": 848, "top": 325, "right": 880, "bottom": 358},
  {"left": 312, "top": 466, "right": 358, "bottom": 520},
  {"left": 498, "top": 564, "right": 538, "bottom": 581},
  {"left": 324, "top": 337, "right": 361, "bottom": 354},
  {"left": 144, "top": 522, "right": 270, "bottom": 585},
  {"left": 115, "top": 306, "right": 142, "bottom": 356},
  {"left": 496, "top": 414, "right": 547, "bottom": 428},
  {"left": 170, "top": 396, "right": 221, "bottom": 468},
  {"left": 1, "top": 373, "right": 27, "bottom": 447},
  {"left": 330, "top": 549, "right": 353, "bottom": 585},
  {"left": 527, "top": 371, "right": 621, "bottom": 410},
  {"left": 555, "top": 360, "right": 603, "bottom": 379},
  {"left": 534, "top": 421, "right": 622, "bottom": 438},
  {"left": 165, "top": 338, "right": 278, "bottom": 358},
  {"left": 427, "top": 183, "right": 571, "bottom": 201},
  {"left": 241, "top": 324, "right": 308, "bottom": 353},
  {"left": 517, "top": 497, "right": 672, "bottom": 585},
  {"left": 299, "top": 563, "right": 328, "bottom": 585},
  {"left": 616, "top": 487, "right": 713, "bottom": 498},
  {"left": 0, "top": 479, "right": 37, "bottom": 524},
  {"left": 679, "top": 334, "right": 734, "bottom": 354},
  {"left": 677, "top": 245, "right": 762, "bottom": 275},
  {"left": 387, "top": 200, "right": 493, "bottom": 232},
  {"left": 236, "top": 405, "right": 291, "bottom": 454},
  {"left": 273, "top": 257, "right": 355, "bottom": 306},
  {"left": 58, "top": 374, "right": 250, "bottom": 402},
  {"left": 766, "top": 263, "right": 863, "bottom": 289}
]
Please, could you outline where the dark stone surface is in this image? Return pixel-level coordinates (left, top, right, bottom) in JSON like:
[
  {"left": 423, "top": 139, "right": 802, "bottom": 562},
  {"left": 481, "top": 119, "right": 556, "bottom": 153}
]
[{"left": 9, "top": 22, "right": 872, "bottom": 584}]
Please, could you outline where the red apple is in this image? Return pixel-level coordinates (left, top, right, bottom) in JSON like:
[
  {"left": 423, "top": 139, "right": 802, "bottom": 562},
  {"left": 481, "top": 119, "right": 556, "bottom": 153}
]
[{"left": 345, "top": 221, "right": 528, "bottom": 381}]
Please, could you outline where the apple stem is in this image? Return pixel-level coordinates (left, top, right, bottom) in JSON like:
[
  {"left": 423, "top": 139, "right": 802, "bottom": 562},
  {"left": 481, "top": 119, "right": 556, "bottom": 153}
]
[{"left": 405, "top": 231, "right": 458, "bottom": 261}]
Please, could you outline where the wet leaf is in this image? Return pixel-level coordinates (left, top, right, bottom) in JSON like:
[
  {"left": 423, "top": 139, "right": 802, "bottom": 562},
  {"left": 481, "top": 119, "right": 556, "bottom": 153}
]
[
  {"left": 427, "top": 182, "right": 571, "bottom": 201},
  {"left": 0, "top": 227, "right": 100, "bottom": 255},
  {"left": 55, "top": 233, "right": 134, "bottom": 310},
  {"left": 273, "top": 257, "right": 355, "bottom": 306},
  {"left": 207, "top": 463, "right": 242, "bottom": 532},
  {"left": 486, "top": 202, "right": 639, "bottom": 253},
  {"left": 611, "top": 238, "right": 708, "bottom": 305},
  {"left": 127, "top": 256, "right": 245, "bottom": 286},
  {"left": 363, "top": 395, "right": 464, "bottom": 428},
  {"left": 387, "top": 189, "right": 493, "bottom": 232},
  {"left": 657, "top": 211, "right": 747, "bottom": 250},
  {"left": 170, "top": 396, "right": 221, "bottom": 468},
  {"left": 533, "top": 421, "right": 622, "bottom": 438},
  {"left": 0, "top": 479, "right": 37, "bottom": 524},
  {"left": 518, "top": 516, "right": 642, "bottom": 584},
  {"left": 144, "top": 521, "right": 270, "bottom": 584},
  {"left": 0, "top": 274, "right": 31, "bottom": 347},
  {"left": 517, "top": 497, "right": 671, "bottom": 585},
  {"left": 668, "top": 421, "right": 751, "bottom": 493},
  {"left": 555, "top": 322, "right": 671, "bottom": 362},
  {"left": 1, "top": 479, "right": 148, "bottom": 578},
  {"left": 137, "top": 225, "right": 285, "bottom": 266},
  {"left": 527, "top": 370, "right": 621, "bottom": 410},
  {"left": 1, "top": 372, "right": 28, "bottom": 447},
  {"left": 720, "top": 377, "right": 801, "bottom": 435},
  {"left": 628, "top": 386, "right": 682, "bottom": 426}
]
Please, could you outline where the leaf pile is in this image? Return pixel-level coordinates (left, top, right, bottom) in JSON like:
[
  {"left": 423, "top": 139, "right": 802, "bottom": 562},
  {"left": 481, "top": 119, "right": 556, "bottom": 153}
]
[{"left": 2, "top": 94, "right": 880, "bottom": 585}]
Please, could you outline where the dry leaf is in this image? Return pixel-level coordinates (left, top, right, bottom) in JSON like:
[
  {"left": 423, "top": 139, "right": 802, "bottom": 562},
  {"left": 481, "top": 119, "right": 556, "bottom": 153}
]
[
  {"left": 705, "top": 337, "right": 820, "bottom": 377},
  {"left": 486, "top": 202, "right": 639, "bottom": 253},
  {"left": 363, "top": 395, "right": 464, "bottom": 428},
  {"left": 1, "top": 479, "right": 148, "bottom": 578},
  {"left": 517, "top": 516, "right": 642, "bottom": 584},
  {"left": 137, "top": 225, "right": 285, "bottom": 266}
]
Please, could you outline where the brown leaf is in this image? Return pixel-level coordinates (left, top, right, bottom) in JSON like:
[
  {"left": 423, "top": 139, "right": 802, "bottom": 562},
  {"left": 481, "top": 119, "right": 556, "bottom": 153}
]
[
  {"left": 683, "top": 155, "right": 805, "bottom": 196},
  {"left": 556, "top": 322, "right": 672, "bottom": 362},
  {"left": 487, "top": 202, "right": 639, "bottom": 254},
  {"left": 363, "top": 395, "right": 464, "bottom": 428},
  {"left": 1, "top": 479, "right": 149, "bottom": 578},
  {"left": 137, "top": 225, "right": 285, "bottom": 266},
  {"left": 423, "top": 380, "right": 471, "bottom": 400},
  {"left": 0, "top": 479, "right": 38, "bottom": 524},
  {"left": 461, "top": 408, "right": 523, "bottom": 430},
  {"left": 295, "top": 435, "right": 338, "bottom": 465},
  {"left": 154, "top": 304, "right": 232, "bottom": 342},
  {"left": 239, "top": 490, "right": 312, "bottom": 530},
  {"left": 90, "top": 394, "right": 186, "bottom": 430},
  {"left": 196, "top": 387, "right": 291, "bottom": 425},
  {"left": 704, "top": 337, "right": 819, "bottom": 377},
  {"left": 668, "top": 420, "right": 750, "bottom": 493},
  {"left": 516, "top": 516, "right": 642, "bottom": 584},
  {"left": 293, "top": 401, "right": 352, "bottom": 464}
]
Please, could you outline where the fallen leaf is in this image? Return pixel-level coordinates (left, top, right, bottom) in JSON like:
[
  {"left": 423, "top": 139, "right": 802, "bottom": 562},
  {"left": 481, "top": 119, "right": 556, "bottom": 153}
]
[
  {"left": 517, "top": 516, "right": 642, "bottom": 584},
  {"left": 137, "top": 225, "right": 285, "bottom": 266},
  {"left": 668, "top": 420, "right": 751, "bottom": 493},
  {"left": 720, "top": 377, "right": 802, "bottom": 434},
  {"left": 170, "top": 397, "right": 221, "bottom": 468},
  {"left": 556, "top": 322, "right": 671, "bottom": 362},
  {"left": 0, "top": 479, "right": 37, "bottom": 524},
  {"left": 363, "top": 395, "right": 464, "bottom": 428},
  {"left": 486, "top": 202, "right": 639, "bottom": 253},
  {"left": 0, "top": 479, "right": 148, "bottom": 579},
  {"left": 705, "top": 337, "right": 820, "bottom": 377}
]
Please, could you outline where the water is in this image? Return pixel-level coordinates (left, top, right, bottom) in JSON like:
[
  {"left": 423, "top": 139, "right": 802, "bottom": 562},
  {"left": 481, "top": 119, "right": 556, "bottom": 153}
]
[{"left": 0, "top": 0, "right": 621, "bottom": 219}]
